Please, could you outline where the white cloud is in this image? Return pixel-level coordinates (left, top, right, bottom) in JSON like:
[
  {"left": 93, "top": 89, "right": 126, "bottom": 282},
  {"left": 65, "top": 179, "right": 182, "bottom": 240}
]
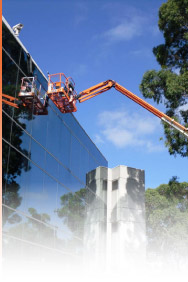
[
  {"left": 72, "top": 64, "right": 88, "bottom": 77},
  {"left": 94, "top": 134, "right": 105, "bottom": 144},
  {"left": 149, "top": 25, "right": 160, "bottom": 37},
  {"left": 102, "top": 16, "right": 145, "bottom": 43},
  {"left": 74, "top": 2, "right": 88, "bottom": 26},
  {"left": 95, "top": 109, "right": 164, "bottom": 153},
  {"left": 130, "top": 48, "right": 153, "bottom": 58}
]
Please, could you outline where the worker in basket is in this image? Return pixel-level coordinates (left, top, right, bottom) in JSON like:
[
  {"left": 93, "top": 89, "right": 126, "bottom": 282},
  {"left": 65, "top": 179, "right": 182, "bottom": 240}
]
[
  {"left": 64, "top": 80, "right": 75, "bottom": 102},
  {"left": 19, "top": 77, "right": 36, "bottom": 98}
]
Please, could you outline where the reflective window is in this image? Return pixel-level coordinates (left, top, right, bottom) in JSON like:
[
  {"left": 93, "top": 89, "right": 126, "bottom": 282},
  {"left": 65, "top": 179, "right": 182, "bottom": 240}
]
[
  {"left": 2, "top": 18, "right": 108, "bottom": 262},
  {"left": 11, "top": 121, "right": 31, "bottom": 157},
  {"left": 2, "top": 145, "right": 29, "bottom": 210},
  {"left": 70, "top": 135, "right": 81, "bottom": 178},
  {"left": 30, "top": 139, "right": 45, "bottom": 170},
  {"left": 59, "top": 122, "right": 71, "bottom": 169},
  {"left": 79, "top": 145, "right": 89, "bottom": 183},
  {"left": 46, "top": 106, "right": 61, "bottom": 159},
  {"left": 2, "top": 23, "right": 22, "bottom": 65},
  {"left": 45, "top": 152, "right": 59, "bottom": 180},
  {"left": 24, "top": 163, "right": 44, "bottom": 214}
]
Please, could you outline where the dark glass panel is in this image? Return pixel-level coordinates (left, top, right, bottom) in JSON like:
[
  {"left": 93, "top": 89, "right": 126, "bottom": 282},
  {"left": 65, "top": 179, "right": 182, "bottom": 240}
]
[
  {"left": 2, "top": 141, "right": 10, "bottom": 205},
  {"left": 46, "top": 106, "right": 61, "bottom": 160},
  {"left": 19, "top": 49, "right": 34, "bottom": 78},
  {"left": 2, "top": 22, "right": 22, "bottom": 65},
  {"left": 2, "top": 50, "right": 19, "bottom": 116},
  {"left": 10, "top": 121, "right": 31, "bottom": 158},
  {"left": 2, "top": 145, "right": 29, "bottom": 213},
  {"left": 2, "top": 111, "right": 12, "bottom": 143}
]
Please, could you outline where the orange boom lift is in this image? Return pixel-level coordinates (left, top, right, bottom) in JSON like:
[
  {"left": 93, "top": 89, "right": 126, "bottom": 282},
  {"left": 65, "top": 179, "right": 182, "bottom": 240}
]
[
  {"left": 2, "top": 93, "right": 20, "bottom": 109},
  {"left": 2, "top": 74, "right": 188, "bottom": 138},
  {"left": 76, "top": 79, "right": 188, "bottom": 139}
]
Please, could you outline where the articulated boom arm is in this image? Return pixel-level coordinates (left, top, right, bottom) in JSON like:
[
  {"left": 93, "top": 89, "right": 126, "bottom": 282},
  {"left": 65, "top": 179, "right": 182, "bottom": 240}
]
[
  {"left": 2, "top": 93, "right": 19, "bottom": 108},
  {"left": 78, "top": 80, "right": 188, "bottom": 139}
]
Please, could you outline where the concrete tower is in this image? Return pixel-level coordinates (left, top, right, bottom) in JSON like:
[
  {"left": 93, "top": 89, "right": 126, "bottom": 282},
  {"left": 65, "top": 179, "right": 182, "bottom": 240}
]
[{"left": 84, "top": 166, "right": 146, "bottom": 267}]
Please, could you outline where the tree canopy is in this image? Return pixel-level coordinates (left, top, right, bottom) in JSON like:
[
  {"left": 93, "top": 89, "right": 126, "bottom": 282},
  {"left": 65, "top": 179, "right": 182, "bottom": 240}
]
[
  {"left": 146, "top": 177, "right": 188, "bottom": 257},
  {"left": 140, "top": 0, "right": 188, "bottom": 157}
]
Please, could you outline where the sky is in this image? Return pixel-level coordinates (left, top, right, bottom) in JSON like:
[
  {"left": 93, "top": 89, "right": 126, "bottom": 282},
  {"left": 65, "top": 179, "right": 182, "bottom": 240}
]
[{"left": 3, "top": 0, "right": 188, "bottom": 189}]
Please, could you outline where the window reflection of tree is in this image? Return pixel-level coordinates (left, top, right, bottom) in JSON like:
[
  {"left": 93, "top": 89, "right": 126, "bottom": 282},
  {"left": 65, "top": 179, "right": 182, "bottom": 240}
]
[
  {"left": 2, "top": 23, "right": 36, "bottom": 225},
  {"left": 8, "top": 208, "right": 55, "bottom": 245},
  {"left": 56, "top": 188, "right": 86, "bottom": 239},
  {"left": 2, "top": 108, "right": 31, "bottom": 225}
]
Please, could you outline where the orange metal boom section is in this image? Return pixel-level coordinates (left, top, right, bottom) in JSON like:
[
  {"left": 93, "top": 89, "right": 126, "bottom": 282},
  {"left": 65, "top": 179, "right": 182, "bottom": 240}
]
[
  {"left": 78, "top": 80, "right": 188, "bottom": 138},
  {"left": 2, "top": 93, "right": 19, "bottom": 108}
]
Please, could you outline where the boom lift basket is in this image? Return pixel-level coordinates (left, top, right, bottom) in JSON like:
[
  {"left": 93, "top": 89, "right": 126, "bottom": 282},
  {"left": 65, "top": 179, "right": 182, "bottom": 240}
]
[
  {"left": 18, "top": 77, "right": 48, "bottom": 115},
  {"left": 47, "top": 73, "right": 77, "bottom": 113}
]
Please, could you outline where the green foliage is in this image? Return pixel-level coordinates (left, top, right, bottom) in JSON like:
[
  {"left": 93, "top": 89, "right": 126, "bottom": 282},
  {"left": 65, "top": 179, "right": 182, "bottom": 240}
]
[
  {"left": 140, "top": 0, "right": 188, "bottom": 157},
  {"left": 146, "top": 177, "right": 188, "bottom": 256},
  {"left": 56, "top": 189, "right": 86, "bottom": 238}
]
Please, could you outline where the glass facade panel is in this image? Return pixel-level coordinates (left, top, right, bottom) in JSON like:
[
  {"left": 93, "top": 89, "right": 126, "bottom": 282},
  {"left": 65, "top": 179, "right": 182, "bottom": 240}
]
[
  {"left": 30, "top": 139, "right": 45, "bottom": 170},
  {"left": 3, "top": 145, "right": 29, "bottom": 210},
  {"left": 11, "top": 121, "right": 31, "bottom": 156},
  {"left": 46, "top": 108, "right": 61, "bottom": 159},
  {"left": 59, "top": 121, "right": 71, "bottom": 168},
  {"left": 30, "top": 114, "right": 48, "bottom": 148},
  {"left": 2, "top": 18, "right": 108, "bottom": 263},
  {"left": 2, "top": 22, "right": 22, "bottom": 65},
  {"left": 24, "top": 163, "right": 44, "bottom": 215},
  {"left": 70, "top": 135, "right": 81, "bottom": 178},
  {"left": 79, "top": 145, "right": 89, "bottom": 183}
]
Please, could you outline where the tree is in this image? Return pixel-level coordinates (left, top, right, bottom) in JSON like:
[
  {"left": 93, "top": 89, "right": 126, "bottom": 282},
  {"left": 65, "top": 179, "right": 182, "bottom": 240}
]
[
  {"left": 140, "top": 0, "right": 188, "bottom": 157},
  {"left": 145, "top": 177, "right": 188, "bottom": 257}
]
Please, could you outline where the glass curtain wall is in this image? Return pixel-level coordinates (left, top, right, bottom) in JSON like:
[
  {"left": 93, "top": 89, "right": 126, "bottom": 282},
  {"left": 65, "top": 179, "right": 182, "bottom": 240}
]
[{"left": 2, "top": 18, "right": 108, "bottom": 264}]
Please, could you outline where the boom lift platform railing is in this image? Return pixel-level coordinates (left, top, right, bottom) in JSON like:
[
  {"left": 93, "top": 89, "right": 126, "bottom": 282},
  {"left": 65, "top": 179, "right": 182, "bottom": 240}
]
[
  {"left": 47, "top": 73, "right": 77, "bottom": 113},
  {"left": 2, "top": 77, "right": 48, "bottom": 115},
  {"left": 18, "top": 77, "right": 48, "bottom": 115}
]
